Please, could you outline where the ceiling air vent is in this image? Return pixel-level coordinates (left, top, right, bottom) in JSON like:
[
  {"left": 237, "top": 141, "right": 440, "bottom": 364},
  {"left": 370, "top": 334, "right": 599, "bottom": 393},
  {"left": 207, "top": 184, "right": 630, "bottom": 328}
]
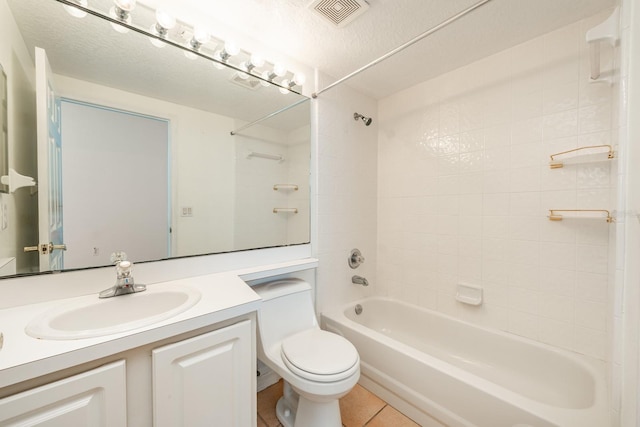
[
  {"left": 229, "top": 73, "right": 262, "bottom": 91},
  {"left": 309, "top": 0, "right": 369, "bottom": 28}
]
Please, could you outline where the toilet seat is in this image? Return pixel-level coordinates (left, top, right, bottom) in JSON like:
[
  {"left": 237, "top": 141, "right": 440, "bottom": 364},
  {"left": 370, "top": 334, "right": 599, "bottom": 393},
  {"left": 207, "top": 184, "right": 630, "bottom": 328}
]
[{"left": 281, "top": 329, "right": 359, "bottom": 383}]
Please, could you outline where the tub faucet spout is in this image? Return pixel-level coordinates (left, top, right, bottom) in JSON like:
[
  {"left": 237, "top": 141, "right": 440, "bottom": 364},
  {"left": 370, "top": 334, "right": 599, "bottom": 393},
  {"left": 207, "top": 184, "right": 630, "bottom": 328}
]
[{"left": 352, "top": 275, "right": 369, "bottom": 286}]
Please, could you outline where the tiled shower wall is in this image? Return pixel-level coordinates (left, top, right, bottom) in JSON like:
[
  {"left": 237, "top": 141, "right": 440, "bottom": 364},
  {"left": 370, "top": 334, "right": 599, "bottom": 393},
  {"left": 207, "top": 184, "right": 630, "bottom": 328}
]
[
  {"left": 377, "top": 10, "right": 617, "bottom": 361},
  {"left": 314, "top": 72, "right": 378, "bottom": 313}
]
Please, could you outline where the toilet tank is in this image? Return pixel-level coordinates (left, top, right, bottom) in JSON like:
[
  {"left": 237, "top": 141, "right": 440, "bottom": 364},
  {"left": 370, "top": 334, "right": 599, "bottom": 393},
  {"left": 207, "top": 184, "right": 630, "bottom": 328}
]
[{"left": 252, "top": 278, "right": 318, "bottom": 349}]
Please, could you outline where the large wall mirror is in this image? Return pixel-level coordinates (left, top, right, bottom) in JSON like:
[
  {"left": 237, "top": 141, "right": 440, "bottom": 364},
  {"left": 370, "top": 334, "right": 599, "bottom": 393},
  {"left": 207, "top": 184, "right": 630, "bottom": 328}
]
[{"left": 0, "top": 0, "right": 311, "bottom": 277}]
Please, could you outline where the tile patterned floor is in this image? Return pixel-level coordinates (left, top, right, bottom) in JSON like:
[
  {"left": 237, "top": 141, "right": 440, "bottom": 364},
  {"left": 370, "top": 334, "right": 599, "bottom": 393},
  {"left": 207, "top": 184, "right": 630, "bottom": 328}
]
[{"left": 257, "top": 380, "right": 419, "bottom": 427}]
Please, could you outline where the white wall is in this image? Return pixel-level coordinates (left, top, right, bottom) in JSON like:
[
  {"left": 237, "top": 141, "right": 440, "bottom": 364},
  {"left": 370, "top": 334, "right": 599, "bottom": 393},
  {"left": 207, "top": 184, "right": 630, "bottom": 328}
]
[
  {"left": 377, "top": 10, "right": 617, "bottom": 362},
  {"left": 0, "top": 0, "right": 37, "bottom": 275},
  {"left": 314, "top": 72, "right": 378, "bottom": 313}
]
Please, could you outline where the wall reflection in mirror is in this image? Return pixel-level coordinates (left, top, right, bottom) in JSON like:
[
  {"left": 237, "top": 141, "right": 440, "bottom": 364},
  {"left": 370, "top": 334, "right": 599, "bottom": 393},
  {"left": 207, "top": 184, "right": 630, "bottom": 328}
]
[{"left": 0, "top": 0, "right": 311, "bottom": 277}]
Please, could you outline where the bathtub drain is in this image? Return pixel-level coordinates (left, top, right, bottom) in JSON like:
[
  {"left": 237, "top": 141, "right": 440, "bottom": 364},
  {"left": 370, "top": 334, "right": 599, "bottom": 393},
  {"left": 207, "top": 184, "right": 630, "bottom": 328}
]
[{"left": 355, "top": 304, "right": 363, "bottom": 315}]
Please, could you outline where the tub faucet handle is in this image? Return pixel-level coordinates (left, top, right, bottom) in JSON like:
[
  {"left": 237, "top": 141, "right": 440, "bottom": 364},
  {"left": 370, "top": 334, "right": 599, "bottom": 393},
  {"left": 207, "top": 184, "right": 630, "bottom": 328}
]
[{"left": 348, "top": 248, "right": 365, "bottom": 269}]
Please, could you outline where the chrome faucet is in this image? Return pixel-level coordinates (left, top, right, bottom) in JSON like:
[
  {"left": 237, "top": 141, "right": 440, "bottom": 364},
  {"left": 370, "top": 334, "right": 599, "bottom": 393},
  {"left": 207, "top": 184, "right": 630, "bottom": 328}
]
[
  {"left": 99, "top": 259, "right": 146, "bottom": 298},
  {"left": 352, "top": 275, "right": 369, "bottom": 286}
]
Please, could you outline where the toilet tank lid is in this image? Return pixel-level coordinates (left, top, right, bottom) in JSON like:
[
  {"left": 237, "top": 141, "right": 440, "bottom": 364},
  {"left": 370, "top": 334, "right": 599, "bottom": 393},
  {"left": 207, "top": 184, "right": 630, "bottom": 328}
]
[{"left": 251, "top": 278, "right": 311, "bottom": 301}]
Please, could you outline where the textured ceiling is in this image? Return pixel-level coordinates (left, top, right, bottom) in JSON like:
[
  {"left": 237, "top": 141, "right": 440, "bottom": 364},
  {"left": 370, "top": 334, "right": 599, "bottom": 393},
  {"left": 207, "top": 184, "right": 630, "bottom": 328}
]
[
  {"left": 140, "top": 0, "right": 616, "bottom": 99},
  {"left": 8, "top": 0, "right": 616, "bottom": 117}
]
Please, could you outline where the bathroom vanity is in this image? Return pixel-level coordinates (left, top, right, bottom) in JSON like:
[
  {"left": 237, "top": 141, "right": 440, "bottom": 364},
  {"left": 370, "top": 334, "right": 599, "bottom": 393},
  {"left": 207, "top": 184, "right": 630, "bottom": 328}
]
[
  {"left": 0, "top": 317, "right": 254, "bottom": 426},
  {"left": 0, "top": 257, "right": 318, "bottom": 426}
]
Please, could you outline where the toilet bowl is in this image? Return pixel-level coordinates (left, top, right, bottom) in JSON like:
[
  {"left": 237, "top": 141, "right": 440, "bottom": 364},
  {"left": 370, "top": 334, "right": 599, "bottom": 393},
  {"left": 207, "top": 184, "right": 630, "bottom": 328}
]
[{"left": 253, "top": 278, "right": 360, "bottom": 427}]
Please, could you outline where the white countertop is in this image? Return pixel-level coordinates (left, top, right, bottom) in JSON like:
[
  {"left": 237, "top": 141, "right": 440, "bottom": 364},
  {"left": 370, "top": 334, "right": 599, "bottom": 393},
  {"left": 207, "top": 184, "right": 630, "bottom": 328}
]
[{"left": 0, "top": 258, "right": 318, "bottom": 388}]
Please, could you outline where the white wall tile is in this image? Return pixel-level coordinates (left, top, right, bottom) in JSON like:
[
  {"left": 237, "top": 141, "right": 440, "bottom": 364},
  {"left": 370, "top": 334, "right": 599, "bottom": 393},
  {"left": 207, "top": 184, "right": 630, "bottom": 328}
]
[
  {"left": 576, "top": 271, "right": 608, "bottom": 302},
  {"left": 543, "top": 109, "right": 578, "bottom": 140},
  {"left": 511, "top": 117, "right": 544, "bottom": 145},
  {"left": 574, "top": 326, "right": 607, "bottom": 359},
  {"left": 543, "top": 82, "right": 579, "bottom": 115},
  {"left": 579, "top": 103, "right": 612, "bottom": 134},
  {"left": 508, "top": 309, "right": 539, "bottom": 339},
  {"left": 538, "top": 317, "right": 575, "bottom": 350},
  {"left": 575, "top": 299, "right": 607, "bottom": 331},
  {"left": 538, "top": 293, "right": 575, "bottom": 322},
  {"left": 509, "top": 167, "right": 540, "bottom": 192},
  {"left": 576, "top": 244, "right": 609, "bottom": 274},
  {"left": 376, "top": 13, "right": 617, "bottom": 362},
  {"left": 539, "top": 267, "right": 576, "bottom": 297}
]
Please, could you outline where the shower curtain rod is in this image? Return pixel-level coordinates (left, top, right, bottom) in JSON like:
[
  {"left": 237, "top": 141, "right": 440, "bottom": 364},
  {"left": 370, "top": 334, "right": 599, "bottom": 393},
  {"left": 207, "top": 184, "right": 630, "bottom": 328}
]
[
  {"left": 230, "top": 0, "right": 492, "bottom": 135},
  {"left": 311, "top": 0, "right": 494, "bottom": 98},
  {"left": 230, "top": 98, "right": 309, "bottom": 135}
]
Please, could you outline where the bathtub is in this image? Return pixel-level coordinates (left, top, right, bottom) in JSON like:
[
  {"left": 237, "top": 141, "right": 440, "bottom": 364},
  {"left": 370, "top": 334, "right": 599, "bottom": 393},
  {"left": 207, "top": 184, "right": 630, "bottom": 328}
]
[{"left": 321, "top": 297, "right": 609, "bottom": 427}]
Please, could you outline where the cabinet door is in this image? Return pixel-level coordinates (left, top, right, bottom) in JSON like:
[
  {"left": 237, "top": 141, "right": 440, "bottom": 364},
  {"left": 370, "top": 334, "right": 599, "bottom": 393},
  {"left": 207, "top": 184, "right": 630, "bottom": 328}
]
[
  {"left": 152, "top": 320, "right": 253, "bottom": 427},
  {"left": 0, "top": 360, "right": 126, "bottom": 427}
]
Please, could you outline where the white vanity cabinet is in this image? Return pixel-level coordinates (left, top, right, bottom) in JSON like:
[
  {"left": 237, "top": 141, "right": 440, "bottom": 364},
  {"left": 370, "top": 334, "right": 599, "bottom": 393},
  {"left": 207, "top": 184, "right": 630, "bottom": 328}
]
[
  {"left": 0, "top": 316, "right": 256, "bottom": 427},
  {"left": 152, "top": 319, "right": 253, "bottom": 427},
  {"left": 0, "top": 360, "right": 127, "bottom": 426}
]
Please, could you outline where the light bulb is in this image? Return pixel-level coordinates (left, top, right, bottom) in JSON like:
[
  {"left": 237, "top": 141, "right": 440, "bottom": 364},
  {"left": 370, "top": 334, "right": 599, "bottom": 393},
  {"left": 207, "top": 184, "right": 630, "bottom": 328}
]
[
  {"left": 211, "top": 52, "right": 225, "bottom": 69},
  {"left": 279, "top": 81, "right": 291, "bottom": 94},
  {"left": 237, "top": 67, "right": 250, "bottom": 80},
  {"left": 184, "top": 51, "right": 198, "bottom": 60},
  {"left": 149, "top": 9, "right": 174, "bottom": 48},
  {"left": 250, "top": 53, "right": 265, "bottom": 68},
  {"left": 193, "top": 26, "right": 211, "bottom": 44},
  {"left": 149, "top": 25, "right": 166, "bottom": 48},
  {"left": 224, "top": 41, "right": 240, "bottom": 57},
  {"left": 109, "top": 6, "right": 131, "bottom": 33},
  {"left": 260, "top": 70, "right": 272, "bottom": 87},
  {"left": 64, "top": 0, "right": 87, "bottom": 18},
  {"left": 273, "top": 63, "right": 287, "bottom": 77},
  {"left": 155, "top": 9, "right": 176, "bottom": 30},
  {"left": 293, "top": 72, "right": 306, "bottom": 86},
  {"left": 114, "top": 0, "right": 136, "bottom": 12}
]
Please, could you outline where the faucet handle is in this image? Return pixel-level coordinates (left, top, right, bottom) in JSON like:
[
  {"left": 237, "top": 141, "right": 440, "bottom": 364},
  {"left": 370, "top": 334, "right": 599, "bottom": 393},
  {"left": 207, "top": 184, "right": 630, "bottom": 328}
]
[
  {"left": 348, "top": 249, "right": 365, "bottom": 269},
  {"left": 110, "top": 251, "right": 128, "bottom": 265},
  {"left": 116, "top": 260, "right": 133, "bottom": 276}
]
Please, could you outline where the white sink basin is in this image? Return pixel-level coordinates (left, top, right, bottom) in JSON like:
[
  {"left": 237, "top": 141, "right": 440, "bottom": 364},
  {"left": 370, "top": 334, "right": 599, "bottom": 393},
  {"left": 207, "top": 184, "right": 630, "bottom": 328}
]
[{"left": 25, "top": 286, "right": 201, "bottom": 340}]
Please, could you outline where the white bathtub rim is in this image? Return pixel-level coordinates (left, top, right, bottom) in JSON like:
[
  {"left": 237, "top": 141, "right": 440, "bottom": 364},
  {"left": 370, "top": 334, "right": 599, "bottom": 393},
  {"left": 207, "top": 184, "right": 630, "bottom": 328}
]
[{"left": 321, "top": 296, "right": 609, "bottom": 427}]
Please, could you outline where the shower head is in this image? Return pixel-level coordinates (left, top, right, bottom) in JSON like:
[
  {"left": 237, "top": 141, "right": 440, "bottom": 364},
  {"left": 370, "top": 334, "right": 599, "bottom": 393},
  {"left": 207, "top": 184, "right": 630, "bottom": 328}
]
[{"left": 354, "top": 112, "right": 373, "bottom": 126}]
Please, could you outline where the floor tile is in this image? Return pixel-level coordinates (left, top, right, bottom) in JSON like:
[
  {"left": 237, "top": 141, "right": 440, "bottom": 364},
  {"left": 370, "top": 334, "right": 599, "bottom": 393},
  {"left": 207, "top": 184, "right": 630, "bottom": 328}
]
[
  {"left": 257, "top": 415, "right": 268, "bottom": 427},
  {"left": 365, "top": 405, "right": 420, "bottom": 427},
  {"left": 257, "top": 380, "right": 284, "bottom": 427},
  {"left": 339, "top": 384, "right": 386, "bottom": 427}
]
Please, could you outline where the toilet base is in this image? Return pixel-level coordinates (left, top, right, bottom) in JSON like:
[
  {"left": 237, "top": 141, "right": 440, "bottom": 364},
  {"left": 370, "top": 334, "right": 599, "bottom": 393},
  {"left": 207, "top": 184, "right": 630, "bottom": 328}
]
[{"left": 275, "top": 382, "right": 342, "bottom": 427}]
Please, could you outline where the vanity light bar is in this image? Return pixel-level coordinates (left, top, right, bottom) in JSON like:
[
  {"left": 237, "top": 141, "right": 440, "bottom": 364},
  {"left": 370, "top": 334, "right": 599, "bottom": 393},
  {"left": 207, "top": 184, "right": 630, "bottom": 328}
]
[{"left": 56, "top": 0, "right": 304, "bottom": 94}]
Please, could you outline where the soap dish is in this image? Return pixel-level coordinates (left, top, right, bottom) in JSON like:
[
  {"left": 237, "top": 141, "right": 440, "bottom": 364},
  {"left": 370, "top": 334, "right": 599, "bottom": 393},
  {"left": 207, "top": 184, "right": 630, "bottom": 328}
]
[{"left": 456, "top": 283, "right": 483, "bottom": 306}]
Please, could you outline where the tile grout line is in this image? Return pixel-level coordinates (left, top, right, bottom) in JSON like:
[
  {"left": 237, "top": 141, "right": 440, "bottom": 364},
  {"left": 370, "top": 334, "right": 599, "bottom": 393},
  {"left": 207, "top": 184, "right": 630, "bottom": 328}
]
[{"left": 363, "top": 403, "right": 388, "bottom": 426}]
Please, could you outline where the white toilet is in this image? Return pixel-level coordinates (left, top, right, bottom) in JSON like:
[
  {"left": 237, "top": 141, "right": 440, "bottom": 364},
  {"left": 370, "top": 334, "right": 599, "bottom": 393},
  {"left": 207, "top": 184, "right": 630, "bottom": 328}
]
[{"left": 253, "top": 278, "right": 360, "bottom": 427}]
